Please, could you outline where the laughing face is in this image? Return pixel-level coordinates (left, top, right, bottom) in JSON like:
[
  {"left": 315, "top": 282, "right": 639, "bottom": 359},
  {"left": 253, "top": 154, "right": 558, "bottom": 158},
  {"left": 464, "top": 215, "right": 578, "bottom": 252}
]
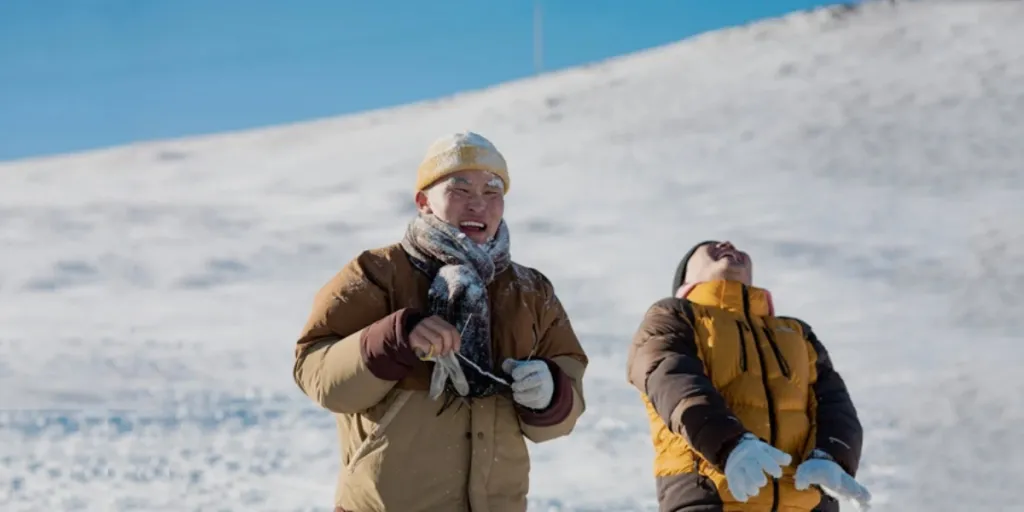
[
  {"left": 684, "top": 240, "right": 753, "bottom": 285},
  {"left": 415, "top": 169, "right": 506, "bottom": 244}
]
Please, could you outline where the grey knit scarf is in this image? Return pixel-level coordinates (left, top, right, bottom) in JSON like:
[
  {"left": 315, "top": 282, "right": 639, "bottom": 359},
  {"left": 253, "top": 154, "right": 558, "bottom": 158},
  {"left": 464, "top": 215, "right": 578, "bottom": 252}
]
[{"left": 400, "top": 213, "right": 511, "bottom": 401}]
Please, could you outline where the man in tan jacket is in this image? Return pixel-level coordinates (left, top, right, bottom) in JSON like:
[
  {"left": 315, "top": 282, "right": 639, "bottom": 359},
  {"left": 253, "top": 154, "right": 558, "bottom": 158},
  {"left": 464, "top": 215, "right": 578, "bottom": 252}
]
[{"left": 292, "top": 131, "right": 589, "bottom": 512}]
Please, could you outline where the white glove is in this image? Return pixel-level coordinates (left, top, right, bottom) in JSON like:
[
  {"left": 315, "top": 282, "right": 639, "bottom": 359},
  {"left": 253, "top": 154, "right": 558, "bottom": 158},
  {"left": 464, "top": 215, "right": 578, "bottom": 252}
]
[
  {"left": 501, "top": 359, "right": 554, "bottom": 410},
  {"left": 723, "top": 433, "right": 793, "bottom": 502},
  {"left": 795, "top": 451, "right": 871, "bottom": 511},
  {"left": 426, "top": 353, "right": 469, "bottom": 400}
]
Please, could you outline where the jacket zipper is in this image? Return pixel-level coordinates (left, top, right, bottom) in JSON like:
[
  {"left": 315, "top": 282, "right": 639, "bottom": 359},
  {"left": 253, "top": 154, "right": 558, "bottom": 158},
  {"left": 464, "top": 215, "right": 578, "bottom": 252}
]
[
  {"left": 762, "top": 327, "right": 791, "bottom": 378},
  {"left": 742, "top": 285, "right": 779, "bottom": 512},
  {"left": 734, "top": 320, "right": 749, "bottom": 372},
  {"left": 693, "top": 457, "right": 714, "bottom": 493}
]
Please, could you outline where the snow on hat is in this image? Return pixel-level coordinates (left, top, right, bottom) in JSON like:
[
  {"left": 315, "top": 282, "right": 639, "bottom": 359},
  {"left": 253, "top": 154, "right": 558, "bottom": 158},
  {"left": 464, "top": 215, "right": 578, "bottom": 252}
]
[
  {"left": 671, "top": 240, "right": 717, "bottom": 295},
  {"left": 415, "top": 131, "right": 510, "bottom": 194}
]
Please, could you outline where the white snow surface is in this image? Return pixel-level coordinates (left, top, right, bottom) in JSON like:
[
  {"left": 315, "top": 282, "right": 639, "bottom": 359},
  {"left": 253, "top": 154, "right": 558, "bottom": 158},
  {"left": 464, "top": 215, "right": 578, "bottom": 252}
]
[{"left": 2, "top": 1, "right": 1023, "bottom": 510}]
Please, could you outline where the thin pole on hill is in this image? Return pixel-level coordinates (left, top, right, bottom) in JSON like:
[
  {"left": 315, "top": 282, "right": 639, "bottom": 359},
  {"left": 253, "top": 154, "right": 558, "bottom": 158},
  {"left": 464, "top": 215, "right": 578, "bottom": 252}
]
[{"left": 533, "top": 0, "right": 544, "bottom": 74}]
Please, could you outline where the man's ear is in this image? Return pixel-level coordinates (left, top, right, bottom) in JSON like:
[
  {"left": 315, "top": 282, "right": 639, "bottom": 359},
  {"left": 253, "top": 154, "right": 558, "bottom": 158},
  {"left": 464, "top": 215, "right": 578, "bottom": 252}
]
[{"left": 414, "top": 190, "right": 432, "bottom": 214}]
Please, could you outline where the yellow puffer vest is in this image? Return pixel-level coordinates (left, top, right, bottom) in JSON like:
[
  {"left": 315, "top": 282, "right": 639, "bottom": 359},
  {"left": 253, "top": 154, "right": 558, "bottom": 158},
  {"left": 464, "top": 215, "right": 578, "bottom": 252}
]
[{"left": 643, "top": 280, "right": 823, "bottom": 511}]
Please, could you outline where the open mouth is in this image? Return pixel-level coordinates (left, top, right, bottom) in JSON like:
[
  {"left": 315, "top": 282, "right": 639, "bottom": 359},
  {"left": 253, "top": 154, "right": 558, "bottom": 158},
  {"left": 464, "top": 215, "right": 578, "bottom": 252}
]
[
  {"left": 458, "top": 221, "right": 487, "bottom": 234},
  {"left": 720, "top": 250, "right": 743, "bottom": 263}
]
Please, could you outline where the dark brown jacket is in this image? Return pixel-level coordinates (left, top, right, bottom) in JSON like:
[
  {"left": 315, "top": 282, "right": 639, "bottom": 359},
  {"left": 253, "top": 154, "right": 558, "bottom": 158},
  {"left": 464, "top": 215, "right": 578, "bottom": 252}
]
[{"left": 626, "top": 280, "right": 861, "bottom": 512}]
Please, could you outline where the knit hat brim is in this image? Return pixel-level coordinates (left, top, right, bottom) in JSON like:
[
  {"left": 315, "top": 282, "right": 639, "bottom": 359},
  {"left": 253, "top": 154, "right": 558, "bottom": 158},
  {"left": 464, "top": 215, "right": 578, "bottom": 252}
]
[{"left": 671, "top": 240, "right": 718, "bottom": 295}]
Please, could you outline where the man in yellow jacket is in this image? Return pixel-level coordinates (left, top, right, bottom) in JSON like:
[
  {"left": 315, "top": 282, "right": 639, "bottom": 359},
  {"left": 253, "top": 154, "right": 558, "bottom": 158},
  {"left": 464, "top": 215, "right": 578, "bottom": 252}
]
[
  {"left": 626, "top": 240, "right": 870, "bottom": 512},
  {"left": 293, "top": 132, "right": 588, "bottom": 512}
]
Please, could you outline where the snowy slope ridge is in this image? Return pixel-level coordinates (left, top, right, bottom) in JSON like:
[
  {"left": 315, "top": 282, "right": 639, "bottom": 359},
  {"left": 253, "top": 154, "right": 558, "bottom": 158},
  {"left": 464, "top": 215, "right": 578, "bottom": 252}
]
[{"left": 2, "top": 1, "right": 1022, "bottom": 510}]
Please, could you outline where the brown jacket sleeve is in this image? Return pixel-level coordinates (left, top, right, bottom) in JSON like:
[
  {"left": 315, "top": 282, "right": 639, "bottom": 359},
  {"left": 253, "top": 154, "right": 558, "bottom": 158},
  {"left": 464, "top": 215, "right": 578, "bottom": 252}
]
[
  {"left": 293, "top": 251, "right": 422, "bottom": 415},
  {"left": 626, "top": 298, "right": 747, "bottom": 468},
  {"left": 515, "top": 270, "right": 589, "bottom": 444},
  {"left": 795, "top": 319, "right": 863, "bottom": 476}
]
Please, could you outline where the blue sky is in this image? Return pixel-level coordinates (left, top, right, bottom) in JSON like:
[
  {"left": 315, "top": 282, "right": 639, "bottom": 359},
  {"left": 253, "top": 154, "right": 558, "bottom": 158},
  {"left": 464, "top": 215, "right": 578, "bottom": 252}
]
[{"left": 0, "top": 0, "right": 842, "bottom": 161}]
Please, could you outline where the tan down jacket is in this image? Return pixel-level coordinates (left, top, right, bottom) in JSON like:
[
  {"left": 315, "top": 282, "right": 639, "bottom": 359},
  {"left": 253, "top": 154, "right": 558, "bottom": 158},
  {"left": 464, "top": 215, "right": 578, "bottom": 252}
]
[{"left": 293, "top": 243, "right": 588, "bottom": 512}]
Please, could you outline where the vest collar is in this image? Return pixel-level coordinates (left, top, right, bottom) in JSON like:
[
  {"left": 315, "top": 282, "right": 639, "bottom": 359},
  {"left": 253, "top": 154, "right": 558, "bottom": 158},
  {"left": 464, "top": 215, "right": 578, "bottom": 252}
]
[{"left": 675, "top": 280, "right": 775, "bottom": 317}]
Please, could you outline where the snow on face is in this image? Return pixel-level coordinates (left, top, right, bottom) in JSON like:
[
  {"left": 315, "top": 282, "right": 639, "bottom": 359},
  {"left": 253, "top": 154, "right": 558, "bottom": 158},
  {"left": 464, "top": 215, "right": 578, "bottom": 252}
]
[
  {"left": 486, "top": 176, "right": 505, "bottom": 192},
  {"left": 425, "top": 170, "right": 505, "bottom": 244}
]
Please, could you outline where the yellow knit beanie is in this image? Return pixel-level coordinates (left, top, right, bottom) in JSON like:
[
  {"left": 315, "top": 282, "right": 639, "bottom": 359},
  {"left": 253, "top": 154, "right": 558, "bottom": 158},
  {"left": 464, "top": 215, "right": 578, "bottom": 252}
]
[{"left": 415, "top": 131, "right": 510, "bottom": 194}]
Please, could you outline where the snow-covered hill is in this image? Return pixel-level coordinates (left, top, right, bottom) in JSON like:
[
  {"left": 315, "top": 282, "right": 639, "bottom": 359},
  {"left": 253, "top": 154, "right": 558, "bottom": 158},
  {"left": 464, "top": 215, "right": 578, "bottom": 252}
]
[{"left": 2, "top": 1, "right": 1022, "bottom": 510}]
